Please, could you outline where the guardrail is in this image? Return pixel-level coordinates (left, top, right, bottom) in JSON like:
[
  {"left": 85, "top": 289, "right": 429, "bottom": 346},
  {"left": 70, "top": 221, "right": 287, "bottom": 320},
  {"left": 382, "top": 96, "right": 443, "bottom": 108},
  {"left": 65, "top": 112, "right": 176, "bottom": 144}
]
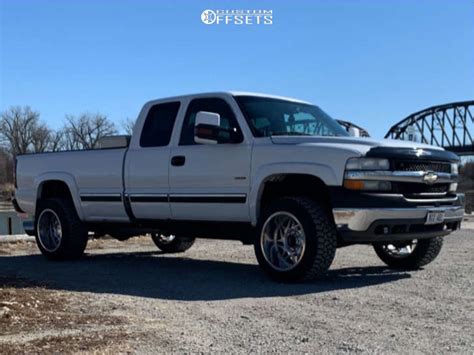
[{"left": 0, "top": 202, "right": 13, "bottom": 211}]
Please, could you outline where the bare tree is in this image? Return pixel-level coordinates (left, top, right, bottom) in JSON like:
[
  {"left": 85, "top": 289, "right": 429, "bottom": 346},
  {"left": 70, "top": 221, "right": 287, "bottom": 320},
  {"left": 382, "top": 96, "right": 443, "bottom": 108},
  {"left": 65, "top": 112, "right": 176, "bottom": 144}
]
[
  {"left": 0, "top": 148, "right": 14, "bottom": 200},
  {"left": 121, "top": 117, "right": 135, "bottom": 135},
  {"left": 0, "top": 106, "right": 41, "bottom": 156},
  {"left": 31, "top": 123, "right": 55, "bottom": 153},
  {"left": 61, "top": 113, "right": 117, "bottom": 150},
  {"left": 48, "top": 130, "right": 65, "bottom": 152},
  {"left": 0, "top": 148, "right": 13, "bottom": 184}
]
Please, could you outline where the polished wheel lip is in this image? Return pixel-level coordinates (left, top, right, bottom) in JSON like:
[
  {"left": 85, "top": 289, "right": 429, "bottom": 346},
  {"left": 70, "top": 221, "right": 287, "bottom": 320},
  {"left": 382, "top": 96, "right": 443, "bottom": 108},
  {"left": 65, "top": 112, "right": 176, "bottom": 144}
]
[
  {"left": 260, "top": 211, "right": 306, "bottom": 272},
  {"left": 381, "top": 240, "right": 418, "bottom": 258},
  {"left": 37, "top": 208, "right": 63, "bottom": 253}
]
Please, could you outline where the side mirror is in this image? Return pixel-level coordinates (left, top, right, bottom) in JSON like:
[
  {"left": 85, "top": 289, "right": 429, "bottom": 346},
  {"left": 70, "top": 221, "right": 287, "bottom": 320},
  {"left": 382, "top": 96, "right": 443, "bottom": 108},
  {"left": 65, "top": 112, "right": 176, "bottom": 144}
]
[
  {"left": 348, "top": 126, "right": 360, "bottom": 137},
  {"left": 195, "top": 111, "right": 221, "bottom": 144}
]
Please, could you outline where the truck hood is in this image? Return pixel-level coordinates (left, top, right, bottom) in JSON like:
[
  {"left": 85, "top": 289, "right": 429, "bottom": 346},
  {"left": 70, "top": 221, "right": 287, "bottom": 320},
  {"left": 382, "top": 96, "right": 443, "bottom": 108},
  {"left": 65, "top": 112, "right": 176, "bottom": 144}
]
[{"left": 269, "top": 136, "right": 444, "bottom": 155}]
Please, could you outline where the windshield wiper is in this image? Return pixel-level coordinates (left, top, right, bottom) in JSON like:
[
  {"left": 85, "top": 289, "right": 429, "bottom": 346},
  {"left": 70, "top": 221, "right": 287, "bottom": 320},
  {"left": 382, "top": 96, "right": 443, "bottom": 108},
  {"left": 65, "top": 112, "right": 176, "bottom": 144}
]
[{"left": 270, "top": 131, "right": 311, "bottom": 136}]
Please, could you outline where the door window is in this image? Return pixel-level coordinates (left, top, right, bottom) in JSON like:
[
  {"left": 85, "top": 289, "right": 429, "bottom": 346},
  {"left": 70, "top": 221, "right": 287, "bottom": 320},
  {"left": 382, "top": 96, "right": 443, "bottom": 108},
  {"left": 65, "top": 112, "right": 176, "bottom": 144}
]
[{"left": 180, "top": 98, "right": 243, "bottom": 145}]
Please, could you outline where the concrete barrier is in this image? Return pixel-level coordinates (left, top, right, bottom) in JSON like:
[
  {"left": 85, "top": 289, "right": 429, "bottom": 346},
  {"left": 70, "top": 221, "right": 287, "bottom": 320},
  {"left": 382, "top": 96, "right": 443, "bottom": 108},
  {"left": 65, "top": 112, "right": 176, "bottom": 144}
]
[{"left": 0, "top": 211, "right": 25, "bottom": 235}]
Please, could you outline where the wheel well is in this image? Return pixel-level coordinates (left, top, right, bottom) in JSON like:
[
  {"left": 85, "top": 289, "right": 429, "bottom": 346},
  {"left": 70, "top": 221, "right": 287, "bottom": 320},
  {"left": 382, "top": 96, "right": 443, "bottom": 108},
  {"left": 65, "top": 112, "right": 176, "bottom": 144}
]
[
  {"left": 38, "top": 180, "right": 73, "bottom": 202},
  {"left": 259, "top": 174, "right": 333, "bottom": 218}
]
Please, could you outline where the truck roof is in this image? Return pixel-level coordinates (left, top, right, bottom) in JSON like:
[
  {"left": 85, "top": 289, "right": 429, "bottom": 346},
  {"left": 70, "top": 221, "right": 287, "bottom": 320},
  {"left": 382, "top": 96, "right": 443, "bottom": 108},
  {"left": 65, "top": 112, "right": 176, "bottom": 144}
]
[{"left": 144, "top": 91, "right": 311, "bottom": 106}]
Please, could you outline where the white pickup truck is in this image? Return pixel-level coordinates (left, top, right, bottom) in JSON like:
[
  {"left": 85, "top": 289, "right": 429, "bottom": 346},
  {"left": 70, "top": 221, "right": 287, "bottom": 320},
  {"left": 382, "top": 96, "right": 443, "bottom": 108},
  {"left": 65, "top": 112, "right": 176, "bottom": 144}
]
[{"left": 14, "top": 92, "right": 464, "bottom": 281}]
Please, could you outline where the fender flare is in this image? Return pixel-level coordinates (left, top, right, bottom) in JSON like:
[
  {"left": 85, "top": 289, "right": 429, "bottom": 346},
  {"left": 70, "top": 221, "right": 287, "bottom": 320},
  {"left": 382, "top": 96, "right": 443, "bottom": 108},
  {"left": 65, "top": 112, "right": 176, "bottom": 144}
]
[
  {"left": 249, "top": 162, "right": 337, "bottom": 225},
  {"left": 34, "top": 172, "right": 85, "bottom": 220}
]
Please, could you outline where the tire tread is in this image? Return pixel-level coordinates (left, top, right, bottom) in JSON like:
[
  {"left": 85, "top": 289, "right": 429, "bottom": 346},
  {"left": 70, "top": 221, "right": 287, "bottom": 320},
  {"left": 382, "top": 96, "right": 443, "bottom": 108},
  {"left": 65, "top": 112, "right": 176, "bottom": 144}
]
[
  {"left": 289, "top": 197, "right": 337, "bottom": 280},
  {"left": 36, "top": 198, "right": 88, "bottom": 260},
  {"left": 255, "top": 196, "right": 337, "bottom": 282}
]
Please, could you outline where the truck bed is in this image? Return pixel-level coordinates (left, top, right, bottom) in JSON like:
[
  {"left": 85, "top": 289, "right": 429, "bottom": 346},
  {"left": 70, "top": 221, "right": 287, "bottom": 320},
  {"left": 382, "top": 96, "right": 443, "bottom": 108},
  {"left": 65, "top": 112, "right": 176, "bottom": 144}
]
[{"left": 15, "top": 148, "right": 129, "bottom": 222}]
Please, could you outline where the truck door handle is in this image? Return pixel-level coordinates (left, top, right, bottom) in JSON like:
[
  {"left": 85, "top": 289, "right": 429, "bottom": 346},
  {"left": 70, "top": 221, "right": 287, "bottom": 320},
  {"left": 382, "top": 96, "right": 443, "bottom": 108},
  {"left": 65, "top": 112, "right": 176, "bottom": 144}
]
[{"left": 171, "top": 155, "right": 186, "bottom": 166}]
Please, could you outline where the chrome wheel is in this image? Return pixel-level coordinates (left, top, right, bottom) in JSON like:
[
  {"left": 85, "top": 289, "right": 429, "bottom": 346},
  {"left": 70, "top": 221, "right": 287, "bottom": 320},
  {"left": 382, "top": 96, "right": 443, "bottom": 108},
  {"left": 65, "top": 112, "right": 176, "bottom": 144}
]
[
  {"left": 260, "top": 212, "right": 306, "bottom": 271},
  {"left": 37, "top": 209, "right": 62, "bottom": 252},
  {"left": 381, "top": 240, "right": 418, "bottom": 258},
  {"left": 153, "top": 234, "right": 176, "bottom": 244}
]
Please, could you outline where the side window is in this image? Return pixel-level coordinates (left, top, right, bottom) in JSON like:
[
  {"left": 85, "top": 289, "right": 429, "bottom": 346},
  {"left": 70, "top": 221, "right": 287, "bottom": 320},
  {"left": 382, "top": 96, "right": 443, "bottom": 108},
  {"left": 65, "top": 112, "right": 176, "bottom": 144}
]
[
  {"left": 180, "top": 98, "right": 242, "bottom": 145},
  {"left": 140, "top": 102, "right": 180, "bottom": 147}
]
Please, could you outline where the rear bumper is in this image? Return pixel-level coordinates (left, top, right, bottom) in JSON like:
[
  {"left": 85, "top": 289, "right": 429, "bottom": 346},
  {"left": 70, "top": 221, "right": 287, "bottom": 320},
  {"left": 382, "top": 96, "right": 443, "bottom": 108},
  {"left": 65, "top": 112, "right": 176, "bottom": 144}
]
[{"left": 333, "top": 194, "right": 464, "bottom": 243}]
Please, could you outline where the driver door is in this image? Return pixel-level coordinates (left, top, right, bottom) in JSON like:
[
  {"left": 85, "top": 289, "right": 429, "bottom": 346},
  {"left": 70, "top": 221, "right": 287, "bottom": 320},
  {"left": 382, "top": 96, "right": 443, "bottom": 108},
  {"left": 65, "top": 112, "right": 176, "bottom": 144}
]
[{"left": 169, "top": 97, "right": 251, "bottom": 222}]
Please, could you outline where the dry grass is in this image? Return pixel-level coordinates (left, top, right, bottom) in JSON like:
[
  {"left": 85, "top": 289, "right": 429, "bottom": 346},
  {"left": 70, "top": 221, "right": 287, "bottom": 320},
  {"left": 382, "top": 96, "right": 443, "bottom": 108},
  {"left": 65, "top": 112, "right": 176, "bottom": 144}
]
[
  {"left": 0, "top": 276, "right": 132, "bottom": 354},
  {"left": 0, "top": 183, "right": 14, "bottom": 203}
]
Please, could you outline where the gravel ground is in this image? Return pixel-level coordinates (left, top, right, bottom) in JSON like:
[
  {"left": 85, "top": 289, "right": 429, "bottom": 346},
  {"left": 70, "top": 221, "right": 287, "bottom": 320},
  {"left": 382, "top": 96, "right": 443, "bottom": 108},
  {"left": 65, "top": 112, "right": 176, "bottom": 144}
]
[{"left": 0, "top": 229, "right": 473, "bottom": 353}]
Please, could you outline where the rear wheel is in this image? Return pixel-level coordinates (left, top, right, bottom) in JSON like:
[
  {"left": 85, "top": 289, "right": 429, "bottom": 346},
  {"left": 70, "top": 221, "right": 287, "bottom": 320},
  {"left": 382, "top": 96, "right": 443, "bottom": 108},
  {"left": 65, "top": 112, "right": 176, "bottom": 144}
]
[
  {"left": 255, "top": 197, "right": 337, "bottom": 282},
  {"left": 150, "top": 234, "right": 195, "bottom": 253},
  {"left": 35, "top": 199, "right": 88, "bottom": 260},
  {"left": 373, "top": 237, "right": 443, "bottom": 269}
]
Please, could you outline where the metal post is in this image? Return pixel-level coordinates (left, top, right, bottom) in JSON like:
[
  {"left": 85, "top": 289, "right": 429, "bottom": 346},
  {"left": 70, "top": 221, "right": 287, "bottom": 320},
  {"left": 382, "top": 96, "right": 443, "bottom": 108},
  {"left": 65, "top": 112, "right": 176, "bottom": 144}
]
[{"left": 8, "top": 217, "right": 12, "bottom": 235}]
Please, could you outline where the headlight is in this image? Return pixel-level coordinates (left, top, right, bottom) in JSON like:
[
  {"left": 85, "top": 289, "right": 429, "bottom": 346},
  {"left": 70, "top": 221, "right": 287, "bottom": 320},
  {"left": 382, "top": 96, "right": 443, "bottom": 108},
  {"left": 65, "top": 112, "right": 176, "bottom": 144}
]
[
  {"left": 451, "top": 163, "right": 459, "bottom": 175},
  {"left": 345, "top": 158, "right": 390, "bottom": 171}
]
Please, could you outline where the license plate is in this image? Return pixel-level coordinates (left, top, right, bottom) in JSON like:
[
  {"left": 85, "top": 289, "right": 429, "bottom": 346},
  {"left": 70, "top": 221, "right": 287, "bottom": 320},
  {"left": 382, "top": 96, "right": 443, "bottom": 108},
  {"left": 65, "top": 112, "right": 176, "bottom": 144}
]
[{"left": 425, "top": 211, "right": 445, "bottom": 225}]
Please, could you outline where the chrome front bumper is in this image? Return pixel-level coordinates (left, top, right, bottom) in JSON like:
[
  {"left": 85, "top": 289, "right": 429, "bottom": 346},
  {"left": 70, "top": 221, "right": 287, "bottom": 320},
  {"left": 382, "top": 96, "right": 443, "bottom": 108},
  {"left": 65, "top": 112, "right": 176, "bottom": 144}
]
[
  {"left": 344, "top": 170, "right": 457, "bottom": 184},
  {"left": 333, "top": 205, "right": 464, "bottom": 232}
]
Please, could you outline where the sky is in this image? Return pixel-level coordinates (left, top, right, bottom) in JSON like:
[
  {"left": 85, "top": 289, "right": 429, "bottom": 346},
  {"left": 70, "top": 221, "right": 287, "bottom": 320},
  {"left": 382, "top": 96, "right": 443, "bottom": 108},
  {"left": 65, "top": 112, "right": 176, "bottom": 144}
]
[{"left": 1, "top": 0, "right": 473, "bottom": 138}]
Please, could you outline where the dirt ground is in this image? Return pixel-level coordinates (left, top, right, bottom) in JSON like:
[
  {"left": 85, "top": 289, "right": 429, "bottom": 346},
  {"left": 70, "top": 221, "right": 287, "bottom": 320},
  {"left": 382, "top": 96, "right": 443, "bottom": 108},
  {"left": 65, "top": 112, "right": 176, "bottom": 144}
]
[{"left": 0, "top": 229, "right": 473, "bottom": 354}]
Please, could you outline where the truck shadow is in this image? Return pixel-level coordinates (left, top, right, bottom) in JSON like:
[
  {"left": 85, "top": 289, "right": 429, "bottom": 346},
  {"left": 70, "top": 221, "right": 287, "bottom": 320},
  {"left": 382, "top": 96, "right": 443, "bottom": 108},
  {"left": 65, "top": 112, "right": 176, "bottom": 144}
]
[{"left": 0, "top": 251, "right": 411, "bottom": 301}]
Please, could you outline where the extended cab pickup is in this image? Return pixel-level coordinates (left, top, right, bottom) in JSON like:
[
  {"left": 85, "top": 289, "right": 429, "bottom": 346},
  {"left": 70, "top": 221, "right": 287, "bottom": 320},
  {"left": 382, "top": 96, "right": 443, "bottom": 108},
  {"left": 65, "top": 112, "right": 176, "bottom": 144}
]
[{"left": 14, "top": 92, "right": 464, "bottom": 281}]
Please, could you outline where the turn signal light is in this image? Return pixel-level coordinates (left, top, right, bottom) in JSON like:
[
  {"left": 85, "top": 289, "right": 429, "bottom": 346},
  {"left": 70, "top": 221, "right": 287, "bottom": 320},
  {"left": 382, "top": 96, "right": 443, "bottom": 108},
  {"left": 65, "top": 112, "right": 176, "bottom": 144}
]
[
  {"left": 344, "top": 179, "right": 392, "bottom": 191},
  {"left": 343, "top": 180, "right": 365, "bottom": 190}
]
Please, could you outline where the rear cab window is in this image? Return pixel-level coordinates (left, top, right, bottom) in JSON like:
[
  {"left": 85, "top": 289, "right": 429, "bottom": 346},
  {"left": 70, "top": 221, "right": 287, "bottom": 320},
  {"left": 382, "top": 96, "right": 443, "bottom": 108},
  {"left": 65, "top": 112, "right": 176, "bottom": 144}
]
[{"left": 140, "top": 101, "right": 181, "bottom": 147}]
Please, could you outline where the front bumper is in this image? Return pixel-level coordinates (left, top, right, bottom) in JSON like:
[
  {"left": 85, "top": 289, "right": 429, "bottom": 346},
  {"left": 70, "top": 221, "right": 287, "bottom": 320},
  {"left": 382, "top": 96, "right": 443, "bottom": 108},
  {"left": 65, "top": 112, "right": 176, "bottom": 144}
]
[{"left": 333, "top": 193, "right": 464, "bottom": 242}]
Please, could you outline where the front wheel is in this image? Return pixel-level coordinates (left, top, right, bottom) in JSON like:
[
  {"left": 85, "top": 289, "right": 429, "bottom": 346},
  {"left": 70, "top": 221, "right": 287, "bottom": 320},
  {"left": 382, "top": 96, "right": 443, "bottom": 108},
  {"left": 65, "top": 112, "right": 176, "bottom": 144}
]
[
  {"left": 150, "top": 234, "right": 195, "bottom": 253},
  {"left": 255, "top": 197, "right": 337, "bottom": 282},
  {"left": 373, "top": 237, "right": 444, "bottom": 269}
]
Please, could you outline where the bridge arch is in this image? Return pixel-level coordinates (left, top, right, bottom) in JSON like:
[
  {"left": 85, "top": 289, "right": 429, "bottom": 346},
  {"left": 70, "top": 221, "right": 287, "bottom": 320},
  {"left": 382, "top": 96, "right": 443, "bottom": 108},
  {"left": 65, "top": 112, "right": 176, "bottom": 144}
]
[{"left": 385, "top": 100, "right": 474, "bottom": 155}]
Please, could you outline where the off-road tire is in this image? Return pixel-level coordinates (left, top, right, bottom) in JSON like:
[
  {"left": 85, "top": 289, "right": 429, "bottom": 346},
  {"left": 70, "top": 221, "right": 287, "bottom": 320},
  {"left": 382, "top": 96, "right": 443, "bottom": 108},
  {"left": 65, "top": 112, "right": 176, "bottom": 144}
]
[
  {"left": 151, "top": 234, "right": 195, "bottom": 253},
  {"left": 373, "top": 237, "right": 444, "bottom": 269},
  {"left": 255, "top": 197, "right": 337, "bottom": 282},
  {"left": 35, "top": 198, "right": 88, "bottom": 260}
]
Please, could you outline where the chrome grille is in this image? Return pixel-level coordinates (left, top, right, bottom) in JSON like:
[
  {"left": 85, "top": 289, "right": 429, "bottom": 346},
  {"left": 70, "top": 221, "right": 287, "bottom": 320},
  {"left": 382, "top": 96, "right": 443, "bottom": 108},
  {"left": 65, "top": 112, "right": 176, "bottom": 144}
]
[
  {"left": 393, "top": 160, "right": 451, "bottom": 173},
  {"left": 391, "top": 160, "right": 453, "bottom": 199}
]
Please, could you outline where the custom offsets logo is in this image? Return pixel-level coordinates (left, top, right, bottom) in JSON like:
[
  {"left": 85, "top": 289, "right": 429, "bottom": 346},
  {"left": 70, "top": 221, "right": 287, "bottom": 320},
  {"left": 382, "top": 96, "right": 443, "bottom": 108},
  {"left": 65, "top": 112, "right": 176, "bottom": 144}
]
[{"left": 201, "top": 9, "right": 273, "bottom": 25}]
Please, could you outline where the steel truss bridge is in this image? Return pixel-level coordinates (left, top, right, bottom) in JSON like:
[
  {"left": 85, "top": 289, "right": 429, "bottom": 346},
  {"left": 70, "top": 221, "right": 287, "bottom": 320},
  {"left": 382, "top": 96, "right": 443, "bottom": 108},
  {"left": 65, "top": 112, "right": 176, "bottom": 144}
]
[{"left": 385, "top": 100, "right": 474, "bottom": 155}]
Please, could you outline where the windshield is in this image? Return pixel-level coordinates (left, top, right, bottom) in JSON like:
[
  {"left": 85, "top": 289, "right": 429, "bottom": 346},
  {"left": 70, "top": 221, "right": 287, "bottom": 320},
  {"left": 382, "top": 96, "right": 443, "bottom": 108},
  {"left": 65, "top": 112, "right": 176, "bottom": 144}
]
[{"left": 235, "top": 95, "right": 349, "bottom": 137}]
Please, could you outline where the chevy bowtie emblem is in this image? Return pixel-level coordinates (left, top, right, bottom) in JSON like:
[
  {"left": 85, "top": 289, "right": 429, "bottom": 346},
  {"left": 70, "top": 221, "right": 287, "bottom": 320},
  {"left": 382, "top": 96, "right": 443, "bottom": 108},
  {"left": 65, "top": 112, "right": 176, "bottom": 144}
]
[{"left": 423, "top": 171, "right": 438, "bottom": 184}]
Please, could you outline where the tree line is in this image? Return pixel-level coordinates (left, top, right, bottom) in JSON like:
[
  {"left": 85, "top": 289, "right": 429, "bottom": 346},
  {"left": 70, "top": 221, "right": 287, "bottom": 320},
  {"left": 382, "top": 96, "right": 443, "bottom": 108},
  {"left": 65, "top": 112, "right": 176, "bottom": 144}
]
[
  {"left": 0, "top": 106, "right": 134, "bottom": 156},
  {"left": 0, "top": 105, "right": 134, "bottom": 198}
]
